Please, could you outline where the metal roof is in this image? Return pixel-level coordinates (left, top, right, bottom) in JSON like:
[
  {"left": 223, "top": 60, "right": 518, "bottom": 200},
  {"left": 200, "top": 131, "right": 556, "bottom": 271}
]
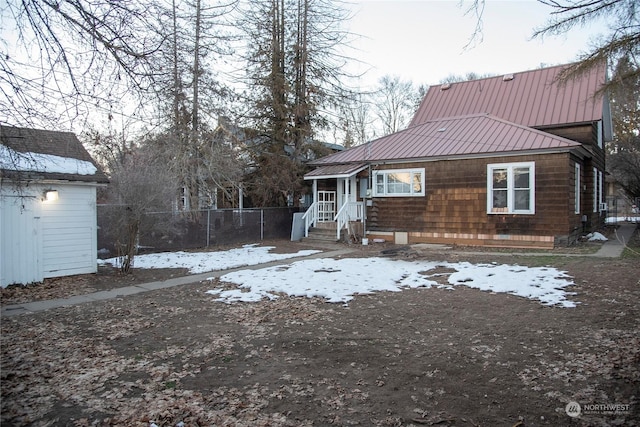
[
  {"left": 410, "top": 63, "right": 607, "bottom": 128},
  {"left": 304, "top": 163, "right": 367, "bottom": 180},
  {"left": 309, "top": 114, "right": 582, "bottom": 167}
]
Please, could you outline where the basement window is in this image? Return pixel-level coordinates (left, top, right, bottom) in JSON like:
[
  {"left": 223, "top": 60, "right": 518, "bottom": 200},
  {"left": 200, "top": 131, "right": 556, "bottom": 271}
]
[
  {"left": 487, "top": 162, "right": 535, "bottom": 214},
  {"left": 373, "top": 168, "right": 425, "bottom": 197}
]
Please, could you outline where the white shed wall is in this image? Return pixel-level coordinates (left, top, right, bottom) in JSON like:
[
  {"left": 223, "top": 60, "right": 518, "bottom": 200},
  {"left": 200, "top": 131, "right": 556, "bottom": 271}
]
[{"left": 0, "top": 182, "right": 98, "bottom": 287}]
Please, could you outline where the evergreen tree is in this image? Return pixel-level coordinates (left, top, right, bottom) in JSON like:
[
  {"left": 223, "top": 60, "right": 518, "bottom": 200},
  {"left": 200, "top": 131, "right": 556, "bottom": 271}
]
[
  {"left": 607, "top": 56, "right": 640, "bottom": 199},
  {"left": 239, "top": 0, "right": 350, "bottom": 206}
]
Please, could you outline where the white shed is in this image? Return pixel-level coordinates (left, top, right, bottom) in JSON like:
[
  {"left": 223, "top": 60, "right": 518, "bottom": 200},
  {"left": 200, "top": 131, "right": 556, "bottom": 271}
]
[{"left": 0, "top": 126, "right": 108, "bottom": 287}]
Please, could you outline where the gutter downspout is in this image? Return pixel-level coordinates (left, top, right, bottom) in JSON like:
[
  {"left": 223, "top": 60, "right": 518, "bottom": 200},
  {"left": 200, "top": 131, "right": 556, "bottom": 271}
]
[
  {"left": 312, "top": 179, "right": 318, "bottom": 228},
  {"left": 362, "top": 163, "right": 374, "bottom": 244}
]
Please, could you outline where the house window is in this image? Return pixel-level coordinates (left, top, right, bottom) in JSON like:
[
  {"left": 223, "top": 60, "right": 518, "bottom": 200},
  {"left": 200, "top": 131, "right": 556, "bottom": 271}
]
[
  {"left": 597, "top": 121, "right": 603, "bottom": 149},
  {"left": 575, "top": 163, "right": 581, "bottom": 214},
  {"left": 373, "top": 168, "right": 425, "bottom": 197},
  {"left": 487, "top": 162, "right": 535, "bottom": 214}
]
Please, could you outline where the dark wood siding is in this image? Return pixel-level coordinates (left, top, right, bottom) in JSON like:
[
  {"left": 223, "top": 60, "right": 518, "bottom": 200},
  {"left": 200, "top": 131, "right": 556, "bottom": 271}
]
[
  {"left": 543, "top": 121, "right": 606, "bottom": 235},
  {"left": 544, "top": 122, "right": 606, "bottom": 169},
  {"left": 366, "top": 153, "right": 576, "bottom": 247},
  {"left": 542, "top": 124, "right": 593, "bottom": 145}
]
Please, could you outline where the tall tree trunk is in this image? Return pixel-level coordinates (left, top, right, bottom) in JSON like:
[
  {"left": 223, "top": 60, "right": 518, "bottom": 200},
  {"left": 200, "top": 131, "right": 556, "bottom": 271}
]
[
  {"left": 171, "top": 0, "right": 181, "bottom": 128},
  {"left": 188, "top": 0, "right": 203, "bottom": 213},
  {"left": 192, "top": 0, "right": 202, "bottom": 136},
  {"left": 271, "top": 0, "right": 287, "bottom": 145},
  {"left": 294, "top": 0, "right": 310, "bottom": 150}
]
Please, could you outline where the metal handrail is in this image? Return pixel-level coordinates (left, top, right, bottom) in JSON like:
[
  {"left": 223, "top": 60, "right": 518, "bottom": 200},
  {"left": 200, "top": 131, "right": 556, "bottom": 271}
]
[
  {"left": 301, "top": 201, "right": 318, "bottom": 237},
  {"left": 335, "top": 201, "right": 364, "bottom": 240}
]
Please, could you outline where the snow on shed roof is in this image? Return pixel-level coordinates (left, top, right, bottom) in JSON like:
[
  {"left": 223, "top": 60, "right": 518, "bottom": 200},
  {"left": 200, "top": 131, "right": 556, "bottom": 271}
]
[
  {"left": 410, "top": 62, "right": 607, "bottom": 128},
  {"left": 0, "top": 125, "right": 108, "bottom": 183},
  {"left": 308, "top": 113, "right": 582, "bottom": 168}
]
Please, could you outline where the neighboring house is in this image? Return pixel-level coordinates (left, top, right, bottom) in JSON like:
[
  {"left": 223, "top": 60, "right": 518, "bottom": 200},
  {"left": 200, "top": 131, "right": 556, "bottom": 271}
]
[
  {"left": 605, "top": 174, "right": 639, "bottom": 220},
  {"left": 0, "top": 125, "right": 109, "bottom": 286},
  {"left": 303, "top": 63, "right": 612, "bottom": 248},
  {"left": 212, "top": 116, "right": 344, "bottom": 209},
  {"left": 206, "top": 116, "right": 268, "bottom": 209}
]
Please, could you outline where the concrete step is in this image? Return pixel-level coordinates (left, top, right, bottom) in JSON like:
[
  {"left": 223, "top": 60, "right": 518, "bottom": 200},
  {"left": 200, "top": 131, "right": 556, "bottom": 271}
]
[
  {"left": 313, "top": 222, "right": 337, "bottom": 230},
  {"left": 302, "top": 227, "right": 343, "bottom": 243}
]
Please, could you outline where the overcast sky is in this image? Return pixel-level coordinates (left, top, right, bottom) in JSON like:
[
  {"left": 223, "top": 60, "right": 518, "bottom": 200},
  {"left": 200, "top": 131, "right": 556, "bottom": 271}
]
[
  {"left": 0, "top": 0, "right": 610, "bottom": 134},
  {"left": 343, "top": 0, "right": 609, "bottom": 88}
]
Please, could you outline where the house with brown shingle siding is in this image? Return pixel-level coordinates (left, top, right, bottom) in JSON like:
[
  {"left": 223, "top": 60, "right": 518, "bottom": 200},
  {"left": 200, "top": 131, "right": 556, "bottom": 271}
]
[{"left": 302, "top": 63, "right": 612, "bottom": 248}]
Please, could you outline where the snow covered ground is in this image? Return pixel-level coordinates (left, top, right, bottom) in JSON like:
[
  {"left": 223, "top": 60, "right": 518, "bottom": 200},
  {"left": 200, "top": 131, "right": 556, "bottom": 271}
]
[
  {"left": 587, "top": 232, "right": 608, "bottom": 242},
  {"left": 100, "top": 244, "right": 578, "bottom": 308},
  {"left": 606, "top": 216, "right": 640, "bottom": 223},
  {"left": 207, "top": 257, "right": 577, "bottom": 308},
  {"left": 99, "top": 244, "right": 322, "bottom": 273}
]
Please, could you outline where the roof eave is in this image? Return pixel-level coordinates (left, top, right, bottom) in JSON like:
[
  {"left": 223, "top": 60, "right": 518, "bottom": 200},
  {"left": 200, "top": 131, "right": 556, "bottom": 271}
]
[
  {"left": 304, "top": 173, "right": 356, "bottom": 180},
  {"left": 0, "top": 169, "right": 109, "bottom": 184},
  {"left": 314, "top": 146, "right": 583, "bottom": 167},
  {"left": 303, "top": 163, "right": 368, "bottom": 180}
]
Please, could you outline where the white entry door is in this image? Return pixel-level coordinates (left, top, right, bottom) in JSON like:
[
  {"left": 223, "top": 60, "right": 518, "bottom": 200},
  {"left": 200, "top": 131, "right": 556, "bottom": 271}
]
[{"left": 317, "top": 191, "right": 336, "bottom": 222}]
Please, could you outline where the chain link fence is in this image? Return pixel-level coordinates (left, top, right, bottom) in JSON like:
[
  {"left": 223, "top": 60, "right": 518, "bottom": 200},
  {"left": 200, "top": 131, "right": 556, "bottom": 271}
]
[
  {"left": 97, "top": 206, "right": 300, "bottom": 256},
  {"left": 605, "top": 196, "right": 640, "bottom": 224}
]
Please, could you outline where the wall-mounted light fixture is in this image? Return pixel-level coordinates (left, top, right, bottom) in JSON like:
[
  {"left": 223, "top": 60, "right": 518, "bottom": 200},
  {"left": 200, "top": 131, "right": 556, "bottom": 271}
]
[{"left": 43, "top": 189, "right": 59, "bottom": 202}]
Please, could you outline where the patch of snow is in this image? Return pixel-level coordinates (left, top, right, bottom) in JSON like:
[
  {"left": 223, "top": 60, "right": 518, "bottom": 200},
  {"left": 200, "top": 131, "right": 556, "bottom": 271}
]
[
  {"left": 98, "top": 244, "right": 322, "bottom": 274},
  {"left": 587, "top": 232, "right": 608, "bottom": 242},
  {"left": 207, "top": 258, "right": 577, "bottom": 308},
  {"left": 606, "top": 216, "right": 640, "bottom": 224},
  {"left": 0, "top": 145, "right": 97, "bottom": 175}
]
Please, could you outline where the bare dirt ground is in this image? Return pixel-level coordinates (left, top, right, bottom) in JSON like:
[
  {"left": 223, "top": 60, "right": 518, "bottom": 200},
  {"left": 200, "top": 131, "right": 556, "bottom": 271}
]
[{"left": 1, "top": 228, "right": 639, "bottom": 426}]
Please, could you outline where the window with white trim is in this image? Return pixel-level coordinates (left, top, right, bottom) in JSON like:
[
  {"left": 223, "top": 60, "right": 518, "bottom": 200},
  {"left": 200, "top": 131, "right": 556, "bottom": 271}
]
[
  {"left": 487, "top": 162, "right": 535, "bottom": 214},
  {"left": 373, "top": 168, "right": 425, "bottom": 197}
]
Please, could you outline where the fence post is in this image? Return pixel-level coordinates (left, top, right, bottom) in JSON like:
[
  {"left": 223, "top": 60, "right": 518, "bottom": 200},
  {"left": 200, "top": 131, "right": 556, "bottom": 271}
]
[
  {"left": 261, "top": 209, "right": 264, "bottom": 240},
  {"left": 207, "top": 209, "right": 210, "bottom": 247}
]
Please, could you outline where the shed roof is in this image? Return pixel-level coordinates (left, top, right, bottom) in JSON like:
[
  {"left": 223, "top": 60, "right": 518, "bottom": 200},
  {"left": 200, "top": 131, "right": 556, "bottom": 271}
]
[
  {"left": 308, "top": 113, "right": 583, "bottom": 169},
  {"left": 0, "top": 125, "right": 108, "bottom": 183},
  {"left": 410, "top": 62, "right": 607, "bottom": 129}
]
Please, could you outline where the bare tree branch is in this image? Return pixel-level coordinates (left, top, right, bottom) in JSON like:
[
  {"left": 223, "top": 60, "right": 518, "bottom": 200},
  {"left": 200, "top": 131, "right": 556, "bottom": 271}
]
[{"left": 1, "top": 0, "right": 162, "bottom": 129}]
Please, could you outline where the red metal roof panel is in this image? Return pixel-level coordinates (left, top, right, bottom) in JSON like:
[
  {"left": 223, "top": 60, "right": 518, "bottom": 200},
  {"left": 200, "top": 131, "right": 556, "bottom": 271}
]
[
  {"left": 410, "top": 63, "right": 606, "bottom": 128},
  {"left": 309, "top": 114, "right": 582, "bottom": 167},
  {"left": 304, "top": 162, "right": 368, "bottom": 179}
]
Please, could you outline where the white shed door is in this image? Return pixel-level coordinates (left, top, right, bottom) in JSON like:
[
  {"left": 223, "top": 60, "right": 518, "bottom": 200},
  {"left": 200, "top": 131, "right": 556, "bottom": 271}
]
[
  {"left": 41, "top": 185, "right": 97, "bottom": 278},
  {"left": 0, "top": 190, "right": 43, "bottom": 286}
]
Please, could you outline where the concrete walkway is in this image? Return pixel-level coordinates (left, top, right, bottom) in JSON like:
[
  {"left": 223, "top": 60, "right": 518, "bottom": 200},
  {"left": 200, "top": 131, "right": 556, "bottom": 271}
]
[
  {"left": 2, "top": 224, "right": 636, "bottom": 317},
  {"left": 1, "top": 248, "right": 355, "bottom": 317},
  {"left": 592, "top": 223, "right": 637, "bottom": 258}
]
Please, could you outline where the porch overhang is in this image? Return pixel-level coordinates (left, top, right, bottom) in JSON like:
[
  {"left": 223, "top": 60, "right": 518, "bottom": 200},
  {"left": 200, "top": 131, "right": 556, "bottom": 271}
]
[{"left": 304, "top": 163, "right": 368, "bottom": 180}]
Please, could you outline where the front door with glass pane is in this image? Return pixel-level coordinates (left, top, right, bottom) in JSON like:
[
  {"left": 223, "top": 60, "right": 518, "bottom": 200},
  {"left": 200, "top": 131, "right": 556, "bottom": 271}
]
[{"left": 317, "top": 191, "right": 336, "bottom": 222}]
